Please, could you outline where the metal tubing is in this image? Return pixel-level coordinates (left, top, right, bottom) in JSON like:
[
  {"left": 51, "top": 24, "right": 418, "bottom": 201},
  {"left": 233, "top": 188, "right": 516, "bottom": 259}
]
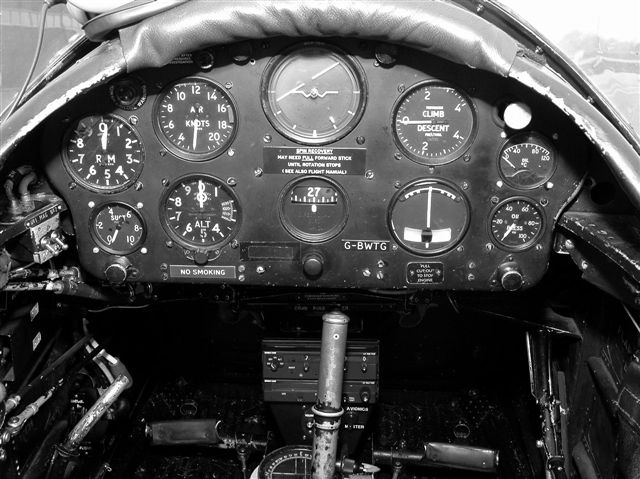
[
  {"left": 63, "top": 374, "right": 129, "bottom": 450},
  {"left": 311, "top": 311, "right": 349, "bottom": 479}
]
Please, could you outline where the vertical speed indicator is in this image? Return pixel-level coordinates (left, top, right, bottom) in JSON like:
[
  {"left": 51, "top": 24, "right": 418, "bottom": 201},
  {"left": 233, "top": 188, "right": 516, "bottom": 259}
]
[
  {"left": 155, "top": 78, "right": 237, "bottom": 161},
  {"left": 392, "top": 81, "right": 476, "bottom": 165}
]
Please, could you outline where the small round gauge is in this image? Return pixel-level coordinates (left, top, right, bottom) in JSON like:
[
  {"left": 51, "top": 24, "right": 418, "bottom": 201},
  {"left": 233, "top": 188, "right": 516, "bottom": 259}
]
[
  {"left": 258, "top": 446, "right": 312, "bottom": 479},
  {"left": 155, "top": 78, "right": 237, "bottom": 160},
  {"left": 63, "top": 114, "right": 144, "bottom": 192},
  {"left": 91, "top": 203, "right": 145, "bottom": 254},
  {"left": 279, "top": 176, "right": 348, "bottom": 242},
  {"left": 262, "top": 43, "right": 367, "bottom": 145},
  {"left": 388, "top": 179, "right": 469, "bottom": 255},
  {"left": 490, "top": 198, "right": 544, "bottom": 250},
  {"left": 392, "top": 81, "right": 476, "bottom": 165},
  {"left": 162, "top": 175, "right": 240, "bottom": 249},
  {"left": 498, "top": 133, "right": 556, "bottom": 189}
]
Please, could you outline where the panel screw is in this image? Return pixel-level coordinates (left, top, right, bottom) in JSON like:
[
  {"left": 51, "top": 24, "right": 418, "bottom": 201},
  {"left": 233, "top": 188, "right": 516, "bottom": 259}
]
[
  {"left": 476, "top": 4, "right": 485, "bottom": 14},
  {"left": 485, "top": 243, "right": 494, "bottom": 251},
  {"left": 394, "top": 181, "right": 401, "bottom": 189},
  {"left": 397, "top": 84, "right": 405, "bottom": 93},
  {"left": 564, "top": 239, "right": 574, "bottom": 250},
  {"left": 552, "top": 133, "right": 559, "bottom": 140},
  {"left": 461, "top": 181, "right": 469, "bottom": 190},
  {"left": 160, "top": 150, "right": 167, "bottom": 156},
  {"left": 165, "top": 240, "right": 173, "bottom": 248},
  {"left": 227, "top": 148, "right": 235, "bottom": 157},
  {"left": 496, "top": 180, "right": 504, "bottom": 188},
  {"left": 376, "top": 271, "right": 385, "bottom": 280},
  {"left": 129, "top": 115, "right": 139, "bottom": 125},
  {"left": 231, "top": 239, "right": 239, "bottom": 249},
  {"left": 69, "top": 182, "right": 77, "bottom": 190},
  {"left": 238, "top": 274, "right": 245, "bottom": 282},
  {"left": 491, "top": 196, "right": 499, "bottom": 204},
  {"left": 162, "top": 178, "right": 169, "bottom": 186},
  {"left": 581, "top": 260, "right": 588, "bottom": 270},
  {"left": 93, "top": 247, "right": 99, "bottom": 254},
  {"left": 362, "top": 268, "right": 371, "bottom": 277},
  {"left": 535, "top": 244, "right": 543, "bottom": 251},
  {"left": 535, "top": 46, "right": 544, "bottom": 55},
  {"left": 457, "top": 246, "right": 464, "bottom": 253},
  {"left": 238, "top": 265, "right": 245, "bottom": 273},
  {"left": 463, "top": 154, "right": 471, "bottom": 162},
  {"left": 135, "top": 181, "right": 143, "bottom": 191},
  {"left": 394, "top": 152, "right": 402, "bottom": 161},
  {"left": 225, "top": 81, "right": 233, "bottom": 89},
  {"left": 254, "top": 168, "right": 263, "bottom": 177},
  {"left": 468, "top": 261, "right": 476, "bottom": 269},
  {"left": 263, "top": 134, "right": 272, "bottom": 143},
  {"left": 88, "top": 201, "right": 95, "bottom": 208},
  {"left": 356, "top": 136, "right": 365, "bottom": 145},
  {"left": 377, "top": 260, "right": 386, "bottom": 268},
  {"left": 392, "top": 244, "right": 398, "bottom": 251},
  {"left": 365, "top": 170, "right": 375, "bottom": 180},
  {"left": 540, "top": 198, "right": 549, "bottom": 206},
  {"left": 141, "top": 247, "right": 148, "bottom": 254},
  {"left": 160, "top": 263, "right": 168, "bottom": 271},
  {"left": 162, "top": 273, "right": 169, "bottom": 281},
  {"left": 545, "top": 182, "right": 554, "bottom": 190},
  {"left": 227, "top": 177, "right": 237, "bottom": 186},
  {"left": 467, "top": 273, "right": 475, "bottom": 281},
  {"left": 536, "top": 440, "right": 544, "bottom": 448},
  {"left": 137, "top": 202, "right": 143, "bottom": 208},
  {"left": 256, "top": 266, "right": 265, "bottom": 274},
  {"left": 428, "top": 166, "right": 435, "bottom": 174}
]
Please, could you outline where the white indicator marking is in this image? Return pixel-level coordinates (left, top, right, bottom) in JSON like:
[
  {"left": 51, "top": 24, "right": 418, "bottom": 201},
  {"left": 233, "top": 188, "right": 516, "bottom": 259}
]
[
  {"left": 311, "top": 61, "right": 339, "bottom": 80},
  {"left": 313, "top": 130, "right": 317, "bottom": 137},
  {"left": 402, "top": 227, "right": 452, "bottom": 244},
  {"left": 425, "top": 106, "right": 443, "bottom": 110},
  {"left": 347, "top": 110, "right": 354, "bottom": 115},
  {"left": 277, "top": 82, "right": 306, "bottom": 102},
  {"left": 311, "top": 204, "right": 318, "bottom": 213}
]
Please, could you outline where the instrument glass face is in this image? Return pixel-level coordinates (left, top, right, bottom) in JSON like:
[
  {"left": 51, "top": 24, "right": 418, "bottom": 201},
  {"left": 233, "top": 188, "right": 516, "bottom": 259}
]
[
  {"left": 490, "top": 198, "right": 544, "bottom": 250},
  {"left": 388, "top": 179, "right": 470, "bottom": 255},
  {"left": 155, "top": 78, "right": 237, "bottom": 160},
  {"left": 63, "top": 114, "right": 144, "bottom": 192},
  {"left": 498, "top": 133, "right": 556, "bottom": 189},
  {"left": 92, "top": 203, "right": 145, "bottom": 254},
  {"left": 162, "top": 176, "right": 240, "bottom": 249},
  {"left": 262, "top": 43, "right": 367, "bottom": 144},
  {"left": 392, "top": 82, "right": 476, "bottom": 165}
]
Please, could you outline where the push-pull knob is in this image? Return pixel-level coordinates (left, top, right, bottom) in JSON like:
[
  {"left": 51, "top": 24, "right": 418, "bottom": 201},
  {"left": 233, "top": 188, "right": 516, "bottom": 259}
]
[
  {"left": 497, "top": 262, "right": 523, "bottom": 291},
  {"left": 302, "top": 252, "right": 324, "bottom": 279},
  {"left": 105, "top": 257, "right": 131, "bottom": 284}
]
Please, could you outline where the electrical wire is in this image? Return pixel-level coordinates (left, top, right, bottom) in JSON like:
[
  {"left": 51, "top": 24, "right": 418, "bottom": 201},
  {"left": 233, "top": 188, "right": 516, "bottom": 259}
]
[{"left": 5, "top": 2, "right": 54, "bottom": 118}]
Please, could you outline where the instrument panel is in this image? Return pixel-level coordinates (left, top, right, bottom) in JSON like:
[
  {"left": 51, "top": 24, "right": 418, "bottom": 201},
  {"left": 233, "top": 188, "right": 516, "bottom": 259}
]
[{"left": 43, "top": 38, "right": 588, "bottom": 291}]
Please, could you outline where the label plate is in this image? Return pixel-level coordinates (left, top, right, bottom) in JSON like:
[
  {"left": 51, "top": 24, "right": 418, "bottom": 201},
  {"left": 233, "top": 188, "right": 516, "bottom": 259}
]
[
  {"left": 169, "top": 265, "right": 236, "bottom": 280},
  {"left": 406, "top": 262, "right": 445, "bottom": 284},
  {"left": 263, "top": 146, "right": 366, "bottom": 175},
  {"left": 342, "top": 240, "right": 390, "bottom": 252}
]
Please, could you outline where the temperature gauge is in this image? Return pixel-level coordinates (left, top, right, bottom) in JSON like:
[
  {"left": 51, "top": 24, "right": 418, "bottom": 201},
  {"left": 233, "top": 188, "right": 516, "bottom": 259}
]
[
  {"left": 498, "top": 133, "right": 555, "bottom": 189},
  {"left": 279, "top": 177, "right": 348, "bottom": 242},
  {"left": 91, "top": 203, "right": 145, "bottom": 254},
  {"left": 388, "top": 179, "right": 469, "bottom": 255}
]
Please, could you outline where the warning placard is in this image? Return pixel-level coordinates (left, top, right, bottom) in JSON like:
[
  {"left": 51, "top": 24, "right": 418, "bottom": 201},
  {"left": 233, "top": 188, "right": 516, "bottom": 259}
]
[{"left": 263, "top": 147, "right": 366, "bottom": 176}]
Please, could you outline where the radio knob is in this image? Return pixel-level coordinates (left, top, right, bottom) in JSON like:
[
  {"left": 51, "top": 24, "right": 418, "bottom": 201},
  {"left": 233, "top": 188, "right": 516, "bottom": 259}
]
[
  {"left": 497, "top": 262, "right": 523, "bottom": 291},
  {"left": 302, "top": 253, "right": 324, "bottom": 279},
  {"left": 269, "top": 362, "right": 279, "bottom": 372}
]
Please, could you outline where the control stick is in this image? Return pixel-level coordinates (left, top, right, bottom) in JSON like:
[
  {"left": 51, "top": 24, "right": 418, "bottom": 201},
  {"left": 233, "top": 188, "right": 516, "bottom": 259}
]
[{"left": 311, "top": 311, "right": 349, "bottom": 479}]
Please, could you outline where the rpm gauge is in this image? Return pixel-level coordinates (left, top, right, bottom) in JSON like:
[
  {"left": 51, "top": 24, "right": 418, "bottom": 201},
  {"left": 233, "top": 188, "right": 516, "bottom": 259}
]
[
  {"left": 91, "top": 203, "right": 145, "bottom": 254},
  {"left": 389, "top": 179, "right": 469, "bottom": 255},
  {"left": 155, "top": 78, "right": 237, "bottom": 160},
  {"left": 63, "top": 114, "right": 143, "bottom": 192},
  {"left": 392, "top": 81, "right": 476, "bottom": 165},
  {"left": 490, "top": 198, "right": 543, "bottom": 250},
  {"left": 262, "top": 43, "right": 366, "bottom": 145},
  {"left": 498, "top": 133, "right": 556, "bottom": 189},
  {"left": 162, "top": 175, "right": 240, "bottom": 249}
]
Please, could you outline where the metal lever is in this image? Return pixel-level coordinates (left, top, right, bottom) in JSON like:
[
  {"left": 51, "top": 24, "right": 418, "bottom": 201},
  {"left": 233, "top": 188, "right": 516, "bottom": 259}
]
[{"left": 311, "top": 311, "right": 350, "bottom": 479}]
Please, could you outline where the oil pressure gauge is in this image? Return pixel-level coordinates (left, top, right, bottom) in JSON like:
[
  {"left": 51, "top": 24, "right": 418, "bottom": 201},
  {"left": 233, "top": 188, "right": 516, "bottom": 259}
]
[
  {"left": 388, "top": 179, "right": 469, "bottom": 255},
  {"left": 490, "top": 197, "right": 543, "bottom": 250}
]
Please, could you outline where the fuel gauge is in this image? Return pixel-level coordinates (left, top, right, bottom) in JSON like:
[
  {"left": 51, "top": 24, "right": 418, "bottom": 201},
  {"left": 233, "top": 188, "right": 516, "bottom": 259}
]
[{"left": 279, "top": 177, "right": 348, "bottom": 242}]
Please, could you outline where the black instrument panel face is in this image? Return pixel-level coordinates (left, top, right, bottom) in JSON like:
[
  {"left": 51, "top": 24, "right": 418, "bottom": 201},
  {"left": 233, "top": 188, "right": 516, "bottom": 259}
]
[{"left": 43, "top": 38, "right": 587, "bottom": 291}]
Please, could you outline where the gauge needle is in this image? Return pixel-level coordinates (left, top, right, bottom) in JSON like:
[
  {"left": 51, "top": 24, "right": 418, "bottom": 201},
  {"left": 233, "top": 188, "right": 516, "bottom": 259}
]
[
  {"left": 192, "top": 119, "right": 199, "bottom": 150},
  {"left": 196, "top": 180, "right": 207, "bottom": 209},
  {"left": 425, "top": 186, "right": 433, "bottom": 247},
  {"left": 101, "top": 128, "right": 108, "bottom": 151},
  {"left": 503, "top": 157, "right": 516, "bottom": 169},
  {"left": 110, "top": 227, "right": 119, "bottom": 245},
  {"left": 277, "top": 82, "right": 306, "bottom": 102},
  {"left": 501, "top": 223, "right": 517, "bottom": 240}
]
